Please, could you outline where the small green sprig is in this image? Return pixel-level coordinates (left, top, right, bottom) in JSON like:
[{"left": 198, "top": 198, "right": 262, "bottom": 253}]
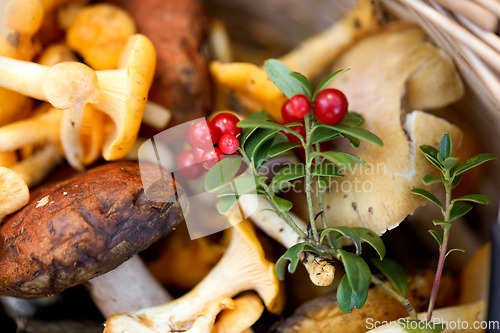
[
  {"left": 410, "top": 134, "right": 496, "bottom": 325},
  {"left": 204, "top": 59, "right": 418, "bottom": 319}
]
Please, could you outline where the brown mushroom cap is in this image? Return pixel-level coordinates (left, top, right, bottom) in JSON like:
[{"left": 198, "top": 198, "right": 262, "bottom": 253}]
[{"left": 0, "top": 161, "right": 184, "bottom": 298}]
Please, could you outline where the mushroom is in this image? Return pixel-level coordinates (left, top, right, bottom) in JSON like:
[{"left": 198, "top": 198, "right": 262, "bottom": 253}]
[
  {"left": 0, "top": 160, "right": 183, "bottom": 321},
  {"left": 210, "top": 0, "right": 382, "bottom": 122},
  {"left": 66, "top": 3, "right": 137, "bottom": 70},
  {"left": 0, "top": 151, "right": 17, "bottom": 167},
  {"left": 306, "top": 23, "right": 464, "bottom": 235},
  {"left": 36, "top": 43, "right": 78, "bottom": 66},
  {"left": 0, "top": 56, "right": 100, "bottom": 170},
  {"left": 212, "top": 292, "right": 265, "bottom": 333},
  {"left": 93, "top": 33, "right": 156, "bottom": 161},
  {"left": 366, "top": 301, "right": 485, "bottom": 333},
  {"left": 0, "top": 166, "right": 29, "bottom": 222},
  {"left": 239, "top": 194, "right": 335, "bottom": 287},
  {"left": 103, "top": 213, "right": 282, "bottom": 333}
]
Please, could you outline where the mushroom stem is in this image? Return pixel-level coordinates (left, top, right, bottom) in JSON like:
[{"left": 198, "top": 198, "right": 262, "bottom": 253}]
[
  {"left": 85, "top": 255, "right": 172, "bottom": 318},
  {"left": 239, "top": 194, "right": 335, "bottom": 286},
  {"left": 0, "top": 56, "right": 47, "bottom": 100}
]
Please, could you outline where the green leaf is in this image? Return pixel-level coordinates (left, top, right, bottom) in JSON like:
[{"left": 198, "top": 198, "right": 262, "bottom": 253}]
[
  {"left": 443, "top": 157, "right": 459, "bottom": 170},
  {"left": 450, "top": 202, "right": 473, "bottom": 221},
  {"left": 371, "top": 258, "right": 408, "bottom": 296},
  {"left": 446, "top": 248, "right": 465, "bottom": 257},
  {"left": 454, "top": 153, "right": 497, "bottom": 175},
  {"left": 324, "top": 227, "right": 362, "bottom": 255},
  {"left": 312, "top": 69, "right": 349, "bottom": 100},
  {"left": 217, "top": 195, "right": 239, "bottom": 214},
  {"left": 310, "top": 126, "right": 340, "bottom": 145},
  {"left": 289, "top": 72, "right": 312, "bottom": 98},
  {"left": 326, "top": 123, "right": 383, "bottom": 147},
  {"left": 341, "top": 112, "right": 364, "bottom": 126},
  {"left": 254, "top": 137, "right": 274, "bottom": 169},
  {"left": 398, "top": 319, "right": 445, "bottom": 333},
  {"left": 419, "top": 145, "right": 442, "bottom": 170},
  {"left": 264, "top": 59, "right": 306, "bottom": 98},
  {"left": 274, "top": 243, "right": 305, "bottom": 280},
  {"left": 217, "top": 175, "right": 267, "bottom": 197},
  {"left": 452, "top": 194, "right": 490, "bottom": 205},
  {"left": 343, "top": 153, "right": 369, "bottom": 168},
  {"left": 312, "top": 151, "right": 355, "bottom": 170},
  {"left": 337, "top": 274, "right": 368, "bottom": 313},
  {"left": 439, "top": 134, "right": 452, "bottom": 160},
  {"left": 244, "top": 128, "right": 276, "bottom": 161},
  {"left": 271, "top": 181, "right": 295, "bottom": 193},
  {"left": 410, "top": 188, "right": 442, "bottom": 209},
  {"left": 428, "top": 230, "right": 443, "bottom": 247},
  {"left": 271, "top": 163, "right": 306, "bottom": 186},
  {"left": 317, "top": 176, "right": 329, "bottom": 189},
  {"left": 353, "top": 227, "right": 386, "bottom": 260},
  {"left": 339, "top": 250, "right": 371, "bottom": 293},
  {"left": 237, "top": 119, "right": 302, "bottom": 141},
  {"left": 422, "top": 174, "right": 444, "bottom": 185},
  {"left": 451, "top": 173, "right": 462, "bottom": 189},
  {"left": 273, "top": 196, "right": 293, "bottom": 212},
  {"left": 312, "top": 162, "right": 343, "bottom": 177},
  {"left": 433, "top": 219, "right": 451, "bottom": 228},
  {"left": 268, "top": 141, "right": 302, "bottom": 157},
  {"left": 341, "top": 133, "right": 361, "bottom": 148},
  {"left": 204, "top": 157, "right": 242, "bottom": 192},
  {"left": 239, "top": 112, "right": 269, "bottom": 146}
]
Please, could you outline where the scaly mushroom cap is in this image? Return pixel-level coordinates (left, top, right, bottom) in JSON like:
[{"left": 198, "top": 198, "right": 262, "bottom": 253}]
[
  {"left": 0, "top": 167, "right": 29, "bottom": 221},
  {"left": 308, "top": 23, "right": 464, "bottom": 235},
  {"left": 95, "top": 34, "right": 156, "bottom": 161},
  {"left": 66, "top": 3, "right": 136, "bottom": 70},
  {"left": 0, "top": 161, "right": 184, "bottom": 297}
]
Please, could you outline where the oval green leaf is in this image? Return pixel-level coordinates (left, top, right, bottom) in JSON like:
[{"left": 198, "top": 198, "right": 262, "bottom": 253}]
[
  {"left": 339, "top": 250, "right": 371, "bottom": 293},
  {"left": 204, "top": 157, "right": 242, "bottom": 192},
  {"left": 371, "top": 257, "right": 408, "bottom": 297},
  {"left": 353, "top": 227, "right": 386, "bottom": 260},
  {"left": 410, "top": 188, "right": 442, "bottom": 209},
  {"left": 337, "top": 274, "right": 368, "bottom": 313},
  {"left": 264, "top": 59, "right": 306, "bottom": 98}
]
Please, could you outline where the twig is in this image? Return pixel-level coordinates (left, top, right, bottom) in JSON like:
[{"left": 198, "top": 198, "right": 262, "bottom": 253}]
[
  {"left": 433, "top": 0, "right": 497, "bottom": 32},
  {"left": 455, "top": 13, "right": 500, "bottom": 52},
  {"left": 472, "top": 0, "right": 500, "bottom": 18}
]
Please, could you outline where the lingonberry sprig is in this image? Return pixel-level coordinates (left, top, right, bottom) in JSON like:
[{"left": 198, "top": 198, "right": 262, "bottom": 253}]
[
  {"left": 410, "top": 135, "right": 496, "bottom": 323},
  {"left": 203, "top": 59, "right": 419, "bottom": 320}
]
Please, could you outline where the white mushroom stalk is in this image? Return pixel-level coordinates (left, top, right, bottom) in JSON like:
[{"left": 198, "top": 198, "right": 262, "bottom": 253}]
[
  {"left": 0, "top": 57, "right": 100, "bottom": 170},
  {"left": 10, "top": 144, "right": 62, "bottom": 188},
  {"left": 104, "top": 214, "right": 281, "bottom": 333},
  {"left": 239, "top": 194, "right": 335, "bottom": 286}
]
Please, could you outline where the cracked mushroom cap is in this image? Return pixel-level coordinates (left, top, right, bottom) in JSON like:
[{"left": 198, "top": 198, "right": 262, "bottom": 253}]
[
  {"left": 95, "top": 34, "right": 156, "bottom": 161},
  {"left": 0, "top": 161, "right": 184, "bottom": 297},
  {"left": 0, "top": 167, "right": 29, "bottom": 221},
  {"left": 308, "top": 23, "right": 464, "bottom": 235}
]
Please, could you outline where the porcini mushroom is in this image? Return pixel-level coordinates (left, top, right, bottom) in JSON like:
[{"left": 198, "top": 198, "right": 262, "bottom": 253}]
[
  {"left": 239, "top": 195, "right": 335, "bottom": 287},
  {"left": 210, "top": 0, "right": 382, "bottom": 122},
  {"left": 94, "top": 33, "right": 156, "bottom": 161},
  {"left": 0, "top": 166, "right": 29, "bottom": 222},
  {"left": 0, "top": 161, "right": 183, "bottom": 302},
  {"left": 308, "top": 23, "right": 464, "bottom": 235},
  {"left": 212, "top": 292, "right": 265, "bottom": 333},
  {"left": 66, "top": 3, "right": 137, "bottom": 70},
  {"left": 0, "top": 57, "right": 100, "bottom": 170},
  {"left": 104, "top": 213, "right": 282, "bottom": 333}
]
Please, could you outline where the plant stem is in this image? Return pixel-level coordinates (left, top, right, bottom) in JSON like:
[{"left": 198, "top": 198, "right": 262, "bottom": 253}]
[
  {"left": 315, "top": 142, "right": 333, "bottom": 246},
  {"left": 304, "top": 114, "right": 320, "bottom": 243},
  {"left": 426, "top": 181, "right": 452, "bottom": 322},
  {"left": 371, "top": 275, "right": 418, "bottom": 320}
]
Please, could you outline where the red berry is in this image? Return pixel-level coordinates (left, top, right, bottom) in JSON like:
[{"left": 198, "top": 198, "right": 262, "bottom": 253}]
[
  {"left": 288, "top": 94, "right": 310, "bottom": 118},
  {"left": 212, "top": 113, "right": 242, "bottom": 137},
  {"left": 192, "top": 146, "right": 207, "bottom": 163},
  {"left": 176, "top": 151, "right": 203, "bottom": 179},
  {"left": 283, "top": 124, "right": 306, "bottom": 143},
  {"left": 281, "top": 100, "right": 304, "bottom": 124},
  {"left": 188, "top": 120, "right": 220, "bottom": 149},
  {"left": 314, "top": 89, "right": 348, "bottom": 125},
  {"left": 201, "top": 147, "right": 224, "bottom": 170},
  {"left": 218, "top": 134, "right": 239, "bottom": 155}
]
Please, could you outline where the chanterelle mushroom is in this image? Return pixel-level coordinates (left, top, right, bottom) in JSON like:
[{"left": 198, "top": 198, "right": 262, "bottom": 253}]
[
  {"left": 0, "top": 161, "right": 183, "bottom": 298},
  {"left": 212, "top": 292, "right": 265, "bottom": 333},
  {"left": 299, "top": 23, "right": 464, "bottom": 235},
  {"left": 0, "top": 57, "right": 100, "bottom": 170},
  {"left": 94, "top": 33, "right": 156, "bottom": 161},
  {"left": 0, "top": 166, "right": 29, "bottom": 222},
  {"left": 104, "top": 213, "right": 282, "bottom": 333},
  {"left": 66, "top": 3, "right": 136, "bottom": 70}
]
